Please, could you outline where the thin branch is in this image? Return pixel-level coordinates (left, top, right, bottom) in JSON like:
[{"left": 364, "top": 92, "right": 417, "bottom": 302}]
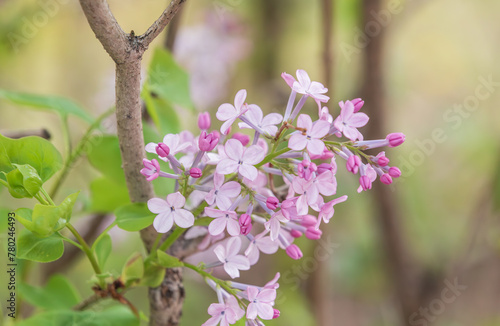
[
  {"left": 78, "top": 0, "right": 128, "bottom": 63},
  {"left": 163, "top": 5, "right": 184, "bottom": 51},
  {"left": 140, "top": 0, "right": 187, "bottom": 48}
]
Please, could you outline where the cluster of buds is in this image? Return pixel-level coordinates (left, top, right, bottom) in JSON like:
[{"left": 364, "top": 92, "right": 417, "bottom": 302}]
[{"left": 140, "top": 69, "right": 405, "bottom": 325}]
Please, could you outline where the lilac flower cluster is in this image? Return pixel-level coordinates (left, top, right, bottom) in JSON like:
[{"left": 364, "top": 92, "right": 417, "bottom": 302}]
[{"left": 140, "top": 69, "right": 405, "bottom": 325}]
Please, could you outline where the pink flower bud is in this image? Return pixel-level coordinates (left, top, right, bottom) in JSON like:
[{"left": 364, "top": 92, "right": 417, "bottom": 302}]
[
  {"left": 273, "top": 309, "right": 281, "bottom": 319},
  {"left": 388, "top": 166, "right": 401, "bottom": 178},
  {"left": 266, "top": 197, "right": 279, "bottom": 210},
  {"left": 281, "top": 72, "right": 295, "bottom": 88},
  {"left": 301, "top": 215, "right": 317, "bottom": 227},
  {"left": 298, "top": 160, "right": 317, "bottom": 181},
  {"left": 239, "top": 214, "right": 252, "bottom": 235},
  {"left": 386, "top": 133, "right": 405, "bottom": 147},
  {"left": 351, "top": 98, "right": 364, "bottom": 112},
  {"left": 377, "top": 155, "right": 390, "bottom": 167},
  {"left": 380, "top": 173, "right": 392, "bottom": 185},
  {"left": 156, "top": 143, "right": 170, "bottom": 157},
  {"left": 346, "top": 155, "right": 362, "bottom": 174},
  {"left": 189, "top": 167, "right": 202, "bottom": 178},
  {"left": 199, "top": 131, "right": 219, "bottom": 152},
  {"left": 305, "top": 228, "right": 322, "bottom": 240},
  {"left": 310, "top": 148, "right": 334, "bottom": 160},
  {"left": 359, "top": 175, "right": 372, "bottom": 191},
  {"left": 197, "top": 112, "right": 211, "bottom": 130},
  {"left": 290, "top": 229, "right": 302, "bottom": 238},
  {"left": 232, "top": 133, "right": 250, "bottom": 146},
  {"left": 286, "top": 244, "right": 303, "bottom": 260},
  {"left": 317, "top": 163, "right": 333, "bottom": 175}
]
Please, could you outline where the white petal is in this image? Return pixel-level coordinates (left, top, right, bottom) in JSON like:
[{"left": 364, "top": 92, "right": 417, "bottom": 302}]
[
  {"left": 153, "top": 212, "right": 174, "bottom": 233},
  {"left": 173, "top": 209, "right": 194, "bottom": 228},
  {"left": 147, "top": 198, "right": 169, "bottom": 214}
]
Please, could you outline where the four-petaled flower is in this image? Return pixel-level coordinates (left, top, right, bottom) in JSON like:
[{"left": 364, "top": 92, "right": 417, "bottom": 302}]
[
  {"left": 291, "top": 69, "right": 329, "bottom": 104},
  {"left": 145, "top": 133, "right": 190, "bottom": 159},
  {"left": 216, "top": 139, "right": 265, "bottom": 181},
  {"left": 333, "top": 100, "right": 369, "bottom": 141},
  {"left": 140, "top": 158, "right": 160, "bottom": 181},
  {"left": 206, "top": 207, "right": 241, "bottom": 236},
  {"left": 246, "top": 286, "right": 277, "bottom": 320},
  {"left": 148, "top": 192, "right": 194, "bottom": 233},
  {"left": 238, "top": 105, "right": 283, "bottom": 137},
  {"left": 205, "top": 173, "right": 241, "bottom": 210},
  {"left": 288, "top": 114, "right": 330, "bottom": 155},
  {"left": 216, "top": 89, "right": 250, "bottom": 135},
  {"left": 214, "top": 237, "right": 250, "bottom": 279},
  {"left": 245, "top": 231, "right": 279, "bottom": 265},
  {"left": 202, "top": 296, "right": 244, "bottom": 326}
]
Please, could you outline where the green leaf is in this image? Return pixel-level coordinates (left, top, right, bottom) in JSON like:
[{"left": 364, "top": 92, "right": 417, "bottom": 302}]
[
  {"left": 16, "top": 305, "right": 139, "bottom": 326},
  {"left": 94, "top": 234, "right": 112, "bottom": 268},
  {"left": 4, "top": 164, "right": 42, "bottom": 198},
  {"left": 16, "top": 192, "right": 79, "bottom": 237},
  {"left": 19, "top": 274, "right": 81, "bottom": 310},
  {"left": 194, "top": 216, "right": 212, "bottom": 227},
  {"left": 90, "top": 177, "right": 130, "bottom": 213},
  {"left": 141, "top": 258, "right": 165, "bottom": 288},
  {"left": 86, "top": 135, "right": 125, "bottom": 185},
  {"left": 0, "top": 89, "right": 94, "bottom": 124},
  {"left": 0, "top": 134, "right": 63, "bottom": 183},
  {"left": 156, "top": 250, "right": 184, "bottom": 268},
  {"left": 115, "top": 203, "right": 155, "bottom": 232},
  {"left": 17, "top": 230, "right": 64, "bottom": 262},
  {"left": 121, "top": 253, "right": 144, "bottom": 286},
  {"left": 142, "top": 85, "right": 181, "bottom": 135},
  {"left": 145, "top": 48, "right": 194, "bottom": 111}
]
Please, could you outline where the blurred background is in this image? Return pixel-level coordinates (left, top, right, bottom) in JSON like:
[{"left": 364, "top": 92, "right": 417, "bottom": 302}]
[{"left": 1, "top": 0, "right": 500, "bottom": 325}]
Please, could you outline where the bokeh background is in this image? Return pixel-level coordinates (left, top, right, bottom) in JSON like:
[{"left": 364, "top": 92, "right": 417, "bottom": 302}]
[{"left": 1, "top": 0, "right": 500, "bottom": 325}]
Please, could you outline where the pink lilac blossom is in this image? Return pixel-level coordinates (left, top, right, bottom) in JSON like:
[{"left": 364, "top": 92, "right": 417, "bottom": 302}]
[
  {"left": 214, "top": 237, "right": 250, "bottom": 278},
  {"left": 288, "top": 114, "right": 330, "bottom": 155},
  {"left": 216, "top": 139, "right": 265, "bottom": 181},
  {"left": 148, "top": 192, "right": 194, "bottom": 233},
  {"left": 202, "top": 296, "right": 244, "bottom": 326}
]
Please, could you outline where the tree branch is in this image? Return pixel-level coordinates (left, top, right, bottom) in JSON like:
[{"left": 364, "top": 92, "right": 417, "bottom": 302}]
[
  {"left": 140, "top": 0, "right": 187, "bottom": 48},
  {"left": 78, "top": 0, "right": 128, "bottom": 63}
]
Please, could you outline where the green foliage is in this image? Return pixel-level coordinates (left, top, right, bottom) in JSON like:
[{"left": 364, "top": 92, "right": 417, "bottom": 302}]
[
  {"left": 19, "top": 274, "right": 81, "bottom": 310},
  {"left": 0, "top": 89, "right": 94, "bottom": 123},
  {"left": 87, "top": 135, "right": 131, "bottom": 212},
  {"left": 115, "top": 203, "right": 155, "bottom": 232},
  {"left": 0, "top": 133, "right": 63, "bottom": 183},
  {"left": 156, "top": 250, "right": 184, "bottom": 268},
  {"left": 142, "top": 86, "right": 181, "bottom": 135},
  {"left": 145, "top": 48, "right": 194, "bottom": 112},
  {"left": 94, "top": 234, "right": 112, "bottom": 269},
  {"left": 16, "top": 305, "right": 139, "bottom": 326},
  {"left": 17, "top": 230, "right": 64, "bottom": 262},
  {"left": 121, "top": 254, "right": 144, "bottom": 287},
  {"left": 4, "top": 164, "right": 42, "bottom": 198},
  {"left": 141, "top": 257, "right": 166, "bottom": 288},
  {"left": 15, "top": 192, "right": 79, "bottom": 237}
]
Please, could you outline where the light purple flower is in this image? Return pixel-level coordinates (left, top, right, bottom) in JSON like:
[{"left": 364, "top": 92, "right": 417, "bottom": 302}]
[
  {"left": 145, "top": 134, "right": 190, "bottom": 159},
  {"left": 291, "top": 69, "right": 329, "bottom": 104},
  {"left": 205, "top": 207, "right": 241, "bottom": 236},
  {"left": 288, "top": 114, "right": 330, "bottom": 156},
  {"left": 140, "top": 159, "right": 160, "bottom": 181},
  {"left": 216, "top": 139, "right": 265, "bottom": 181},
  {"left": 292, "top": 178, "right": 318, "bottom": 216},
  {"left": 246, "top": 286, "right": 276, "bottom": 320},
  {"left": 245, "top": 231, "right": 279, "bottom": 265},
  {"left": 316, "top": 195, "right": 348, "bottom": 225},
  {"left": 238, "top": 105, "right": 283, "bottom": 137},
  {"left": 148, "top": 192, "right": 194, "bottom": 233},
  {"left": 202, "top": 296, "right": 244, "bottom": 326},
  {"left": 214, "top": 237, "right": 250, "bottom": 279},
  {"left": 333, "top": 100, "right": 369, "bottom": 141},
  {"left": 205, "top": 173, "right": 241, "bottom": 210},
  {"left": 216, "top": 89, "right": 249, "bottom": 135}
]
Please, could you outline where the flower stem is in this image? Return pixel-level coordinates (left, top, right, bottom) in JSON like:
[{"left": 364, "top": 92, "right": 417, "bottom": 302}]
[
  {"left": 255, "top": 147, "right": 291, "bottom": 168},
  {"left": 66, "top": 223, "right": 102, "bottom": 276}
]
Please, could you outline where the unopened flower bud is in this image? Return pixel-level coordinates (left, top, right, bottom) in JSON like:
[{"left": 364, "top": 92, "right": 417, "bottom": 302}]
[
  {"left": 317, "top": 163, "right": 333, "bottom": 175},
  {"left": 351, "top": 98, "right": 365, "bottom": 112},
  {"left": 380, "top": 173, "right": 392, "bottom": 185},
  {"left": 305, "top": 228, "right": 322, "bottom": 240},
  {"left": 298, "top": 160, "right": 317, "bottom": 180},
  {"left": 189, "top": 167, "right": 202, "bottom": 178},
  {"left": 239, "top": 214, "right": 252, "bottom": 235},
  {"left": 301, "top": 215, "right": 317, "bottom": 227},
  {"left": 377, "top": 155, "right": 390, "bottom": 166},
  {"left": 156, "top": 143, "right": 170, "bottom": 157},
  {"left": 386, "top": 133, "right": 405, "bottom": 147},
  {"left": 388, "top": 166, "right": 401, "bottom": 178},
  {"left": 359, "top": 175, "right": 372, "bottom": 191},
  {"left": 273, "top": 309, "right": 281, "bottom": 319},
  {"left": 199, "top": 131, "right": 219, "bottom": 152},
  {"left": 290, "top": 229, "right": 302, "bottom": 238},
  {"left": 232, "top": 133, "right": 250, "bottom": 146},
  {"left": 346, "top": 155, "right": 362, "bottom": 174},
  {"left": 266, "top": 197, "right": 279, "bottom": 210},
  {"left": 286, "top": 244, "right": 303, "bottom": 260},
  {"left": 197, "top": 112, "right": 211, "bottom": 130}
]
